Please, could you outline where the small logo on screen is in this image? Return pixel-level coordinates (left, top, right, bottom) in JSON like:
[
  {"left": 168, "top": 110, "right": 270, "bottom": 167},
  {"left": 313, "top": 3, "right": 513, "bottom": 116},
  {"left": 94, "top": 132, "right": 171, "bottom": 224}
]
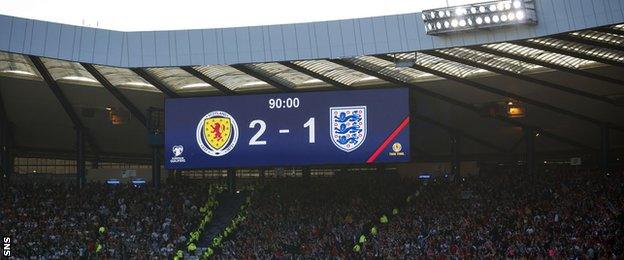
[
  {"left": 170, "top": 145, "right": 186, "bottom": 163},
  {"left": 173, "top": 145, "right": 184, "bottom": 156},
  {"left": 330, "top": 106, "right": 367, "bottom": 152},
  {"left": 196, "top": 111, "right": 239, "bottom": 157},
  {"left": 389, "top": 142, "right": 405, "bottom": 156}
]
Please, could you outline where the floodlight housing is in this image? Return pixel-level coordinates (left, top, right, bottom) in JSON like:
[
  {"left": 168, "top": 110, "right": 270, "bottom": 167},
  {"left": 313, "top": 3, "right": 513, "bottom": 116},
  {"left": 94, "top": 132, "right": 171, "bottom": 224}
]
[{"left": 422, "top": 0, "right": 537, "bottom": 35}]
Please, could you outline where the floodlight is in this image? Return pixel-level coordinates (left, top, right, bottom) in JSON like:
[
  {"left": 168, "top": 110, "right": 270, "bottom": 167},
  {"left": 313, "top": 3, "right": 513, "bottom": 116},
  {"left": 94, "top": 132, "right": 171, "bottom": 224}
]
[
  {"left": 422, "top": 0, "right": 537, "bottom": 35},
  {"left": 496, "top": 2, "right": 505, "bottom": 11}
]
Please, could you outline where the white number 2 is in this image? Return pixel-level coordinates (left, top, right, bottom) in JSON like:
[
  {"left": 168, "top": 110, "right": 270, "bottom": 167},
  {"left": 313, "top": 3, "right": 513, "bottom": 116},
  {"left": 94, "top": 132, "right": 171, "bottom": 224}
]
[{"left": 249, "top": 120, "right": 267, "bottom": 145}]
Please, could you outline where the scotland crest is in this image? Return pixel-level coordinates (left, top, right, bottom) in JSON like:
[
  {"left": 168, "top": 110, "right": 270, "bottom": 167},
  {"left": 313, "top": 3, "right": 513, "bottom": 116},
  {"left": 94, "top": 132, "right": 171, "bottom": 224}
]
[
  {"left": 196, "top": 111, "right": 239, "bottom": 157},
  {"left": 330, "top": 106, "right": 367, "bottom": 152}
]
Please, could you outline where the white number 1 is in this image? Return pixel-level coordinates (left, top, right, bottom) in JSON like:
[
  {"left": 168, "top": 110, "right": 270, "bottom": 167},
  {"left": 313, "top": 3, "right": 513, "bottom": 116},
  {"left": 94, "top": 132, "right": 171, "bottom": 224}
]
[{"left": 303, "top": 117, "right": 315, "bottom": 143}]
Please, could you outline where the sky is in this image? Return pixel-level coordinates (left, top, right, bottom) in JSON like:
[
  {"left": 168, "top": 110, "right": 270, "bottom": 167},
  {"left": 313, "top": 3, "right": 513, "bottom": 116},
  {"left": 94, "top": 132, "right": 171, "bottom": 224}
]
[{"left": 0, "top": 0, "right": 485, "bottom": 31}]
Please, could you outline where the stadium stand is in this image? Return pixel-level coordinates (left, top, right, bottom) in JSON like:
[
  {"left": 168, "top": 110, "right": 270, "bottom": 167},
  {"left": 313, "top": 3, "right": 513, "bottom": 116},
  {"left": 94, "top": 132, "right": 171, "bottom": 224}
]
[
  {"left": 214, "top": 170, "right": 624, "bottom": 258},
  {"left": 1, "top": 0, "right": 624, "bottom": 258},
  {"left": 2, "top": 168, "right": 623, "bottom": 258},
  {"left": 2, "top": 180, "right": 215, "bottom": 258}
]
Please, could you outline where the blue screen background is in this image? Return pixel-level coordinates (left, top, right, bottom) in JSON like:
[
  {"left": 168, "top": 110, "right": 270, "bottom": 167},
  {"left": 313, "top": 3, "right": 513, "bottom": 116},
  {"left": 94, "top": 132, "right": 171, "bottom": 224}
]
[{"left": 164, "top": 88, "right": 410, "bottom": 169}]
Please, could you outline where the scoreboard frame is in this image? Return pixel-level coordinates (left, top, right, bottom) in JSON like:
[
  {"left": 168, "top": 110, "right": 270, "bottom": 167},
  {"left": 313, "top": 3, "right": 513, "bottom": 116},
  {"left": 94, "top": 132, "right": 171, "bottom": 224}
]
[{"left": 164, "top": 87, "right": 411, "bottom": 169}]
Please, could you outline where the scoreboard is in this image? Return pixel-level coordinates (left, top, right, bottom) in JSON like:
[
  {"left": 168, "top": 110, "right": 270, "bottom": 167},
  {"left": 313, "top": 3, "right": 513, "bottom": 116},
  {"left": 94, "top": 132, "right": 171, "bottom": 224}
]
[{"left": 164, "top": 88, "right": 410, "bottom": 169}]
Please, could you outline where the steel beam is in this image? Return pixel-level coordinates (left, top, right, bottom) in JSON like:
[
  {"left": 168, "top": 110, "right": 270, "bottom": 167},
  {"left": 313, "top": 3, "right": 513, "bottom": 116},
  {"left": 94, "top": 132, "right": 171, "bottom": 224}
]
[
  {"left": 278, "top": 62, "right": 352, "bottom": 89},
  {"left": 76, "top": 127, "right": 86, "bottom": 188},
  {"left": 231, "top": 64, "right": 295, "bottom": 92},
  {"left": 470, "top": 46, "right": 624, "bottom": 88},
  {"left": 418, "top": 51, "right": 624, "bottom": 132},
  {"left": 29, "top": 56, "right": 101, "bottom": 155},
  {"left": 450, "top": 131, "right": 461, "bottom": 177},
  {"left": 152, "top": 147, "right": 161, "bottom": 189},
  {"left": 601, "top": 124, "right": 610, "bottom": 174},
  {"left": 227, "top": 168, "right": 236, "bottom": 192},
  {"left": 514, "top": 40, "right": 624, "bottom": 68},
  {"left": 130, "top": 68, "right": 180, "bottom": 98},
  {"left": 0, "top": 123, "right": 10, "bottom": 183},
  {"left": 553, "top": 34, "right": 624, "bottom": 53},
  {"left": 332, "top": 59, "right": 596, "bottom": 151},
  {"left": 524, "top": 127, "right": 536, "bottom": 174},
  {"left": 0, "top": 90, "right": 11, "bottom": 184},
  {"left": 180, "top": 66, "right": 238, "bottom": 95},
  {"left": 82, "top": 63, "right": 148, "bottom": 127},
  {"left": 592, "top": 27, "right": 624, "bottom": 37}
]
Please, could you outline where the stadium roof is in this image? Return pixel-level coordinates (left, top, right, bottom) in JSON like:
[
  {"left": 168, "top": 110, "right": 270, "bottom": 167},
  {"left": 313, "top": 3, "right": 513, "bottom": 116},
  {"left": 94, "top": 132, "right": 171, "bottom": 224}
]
[{"left": 0, "top": 0, "right": 623, "bottom": 164}]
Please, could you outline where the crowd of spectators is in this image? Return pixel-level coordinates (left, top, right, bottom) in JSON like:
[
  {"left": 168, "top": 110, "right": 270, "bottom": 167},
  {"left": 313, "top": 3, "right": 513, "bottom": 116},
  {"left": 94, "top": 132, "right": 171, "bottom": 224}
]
[
  {"left": 365, "top": 168, "right": 624, "bottom": 258},
  {"left": 218, "top": 174, "right": 417, "bottom": 259},
  {"left": 2, "top": 167, "right": 623, "bottom": 259},
  {"left": 1, "top": 179, "right": 211, "bottom": 258},
  {"left": 219, "top": 168, "right": 624, "bottom": 259}
]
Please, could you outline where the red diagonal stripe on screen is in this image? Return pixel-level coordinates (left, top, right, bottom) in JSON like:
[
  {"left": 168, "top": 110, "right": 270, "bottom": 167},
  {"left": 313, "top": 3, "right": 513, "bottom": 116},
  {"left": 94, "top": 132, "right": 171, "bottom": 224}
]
[{"left": 366, "top": 116, "right": 410, "bottom": 164}]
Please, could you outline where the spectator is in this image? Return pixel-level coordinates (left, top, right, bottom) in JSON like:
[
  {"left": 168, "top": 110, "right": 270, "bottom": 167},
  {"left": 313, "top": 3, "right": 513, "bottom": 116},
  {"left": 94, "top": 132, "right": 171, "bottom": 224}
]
[{"left": 1, "top": 179, "right": 212, "bottom": 258}]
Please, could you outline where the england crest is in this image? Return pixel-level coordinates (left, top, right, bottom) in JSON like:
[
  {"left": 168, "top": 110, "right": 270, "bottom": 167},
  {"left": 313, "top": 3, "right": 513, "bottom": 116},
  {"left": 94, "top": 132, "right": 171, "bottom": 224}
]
[{"left": 330, "top": 106, "right": 367, "bottom": 152}]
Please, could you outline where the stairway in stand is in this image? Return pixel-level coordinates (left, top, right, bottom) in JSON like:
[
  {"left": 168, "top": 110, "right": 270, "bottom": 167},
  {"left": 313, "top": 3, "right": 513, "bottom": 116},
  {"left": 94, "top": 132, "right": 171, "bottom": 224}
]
[{"left": 197, "top": 190, "right": 248, "bottom": 249}]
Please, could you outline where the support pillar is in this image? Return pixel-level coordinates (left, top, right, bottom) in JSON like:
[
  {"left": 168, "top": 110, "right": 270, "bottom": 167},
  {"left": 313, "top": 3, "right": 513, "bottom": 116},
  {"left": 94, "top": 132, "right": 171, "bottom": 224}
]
[
  {"left": 524, "top": 127, "right": 536, "bottom": 175},
  {"left": 450, "top": 131, "right": 461, "bottom": 177},
  {"left": 1, "top": 122, "right": 11, "bottom": 186},
  {"left": 600, "top": 124, "right": 610, "bottom": 174},
  {"left": 0, "top": 97, "right": 11, "bottom": 187},
  {"left": 152, "top": 147, "right": 161, "bottom": 189},
  {"left": 92, "top": 154, "right": 100, "bottom": 169},
  {"left": 227, "top": 169, "right": 236, "bottom": 193},
  {"left": 303, "top": 167, "right": 311, "bottom": 178},
  {"left": 259, "top": 168, "right": 266, "bottom": 181},
  {"left": 76, "top": 127, "right": 86, "bottom": 188}
]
